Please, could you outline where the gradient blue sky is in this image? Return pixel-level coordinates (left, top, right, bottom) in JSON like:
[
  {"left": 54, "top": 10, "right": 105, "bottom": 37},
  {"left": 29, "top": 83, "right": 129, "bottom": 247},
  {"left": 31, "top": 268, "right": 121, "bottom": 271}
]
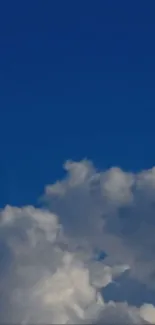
[{"left": 0, "top": 1, "right": 155, "bottom": 207}]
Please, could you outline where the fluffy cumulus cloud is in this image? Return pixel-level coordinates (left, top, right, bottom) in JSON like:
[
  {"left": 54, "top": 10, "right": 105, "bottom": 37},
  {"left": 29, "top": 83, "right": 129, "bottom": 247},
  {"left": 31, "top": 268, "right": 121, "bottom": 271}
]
[{"left": 1, "top": 159, "right": 155, "bottom": 324}]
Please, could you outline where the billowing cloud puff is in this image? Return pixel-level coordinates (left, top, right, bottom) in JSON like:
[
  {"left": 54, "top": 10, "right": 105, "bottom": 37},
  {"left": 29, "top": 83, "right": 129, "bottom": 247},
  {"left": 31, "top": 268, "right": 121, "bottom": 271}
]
[
  {"left": 140, "top": 304, "right": 155, "bottom": 323},
  {"left": 0, "top": 160, "right": 155, "bottom": 324},
  {"left": 44, "top": 160, "right": 155, "bottom": 286}
]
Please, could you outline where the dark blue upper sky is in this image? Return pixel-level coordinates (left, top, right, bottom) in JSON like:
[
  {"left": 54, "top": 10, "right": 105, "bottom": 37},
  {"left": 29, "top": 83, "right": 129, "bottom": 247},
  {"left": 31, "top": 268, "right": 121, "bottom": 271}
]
[{"left": 0, "top": 1, "right": 155, "bottom": 207}]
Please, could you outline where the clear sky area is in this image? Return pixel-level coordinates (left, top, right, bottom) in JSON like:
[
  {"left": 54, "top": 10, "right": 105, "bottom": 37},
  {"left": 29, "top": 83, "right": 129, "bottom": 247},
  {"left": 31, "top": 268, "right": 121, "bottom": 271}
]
[{"left": 0, "top": 1, "right": 155, "bottom": 206}]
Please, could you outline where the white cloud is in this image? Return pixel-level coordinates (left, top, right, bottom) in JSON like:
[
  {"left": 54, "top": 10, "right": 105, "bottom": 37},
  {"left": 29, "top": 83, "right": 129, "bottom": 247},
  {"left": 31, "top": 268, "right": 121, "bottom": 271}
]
[
  {"left": 0, "top": 160, "right": 155, "bottom": 323},
  {"left": 140, "top": 304, "right": 155, "bottom": 323},
  {"left": 44, "top": 160, "right": 155, "bottom": 286}
]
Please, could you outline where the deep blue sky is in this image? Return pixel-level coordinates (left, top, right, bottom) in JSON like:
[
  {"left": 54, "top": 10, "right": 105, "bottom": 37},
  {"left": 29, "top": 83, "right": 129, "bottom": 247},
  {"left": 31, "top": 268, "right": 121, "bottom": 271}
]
[{"left": 0, "top": 1, "right": 155, "bottom": 207}]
